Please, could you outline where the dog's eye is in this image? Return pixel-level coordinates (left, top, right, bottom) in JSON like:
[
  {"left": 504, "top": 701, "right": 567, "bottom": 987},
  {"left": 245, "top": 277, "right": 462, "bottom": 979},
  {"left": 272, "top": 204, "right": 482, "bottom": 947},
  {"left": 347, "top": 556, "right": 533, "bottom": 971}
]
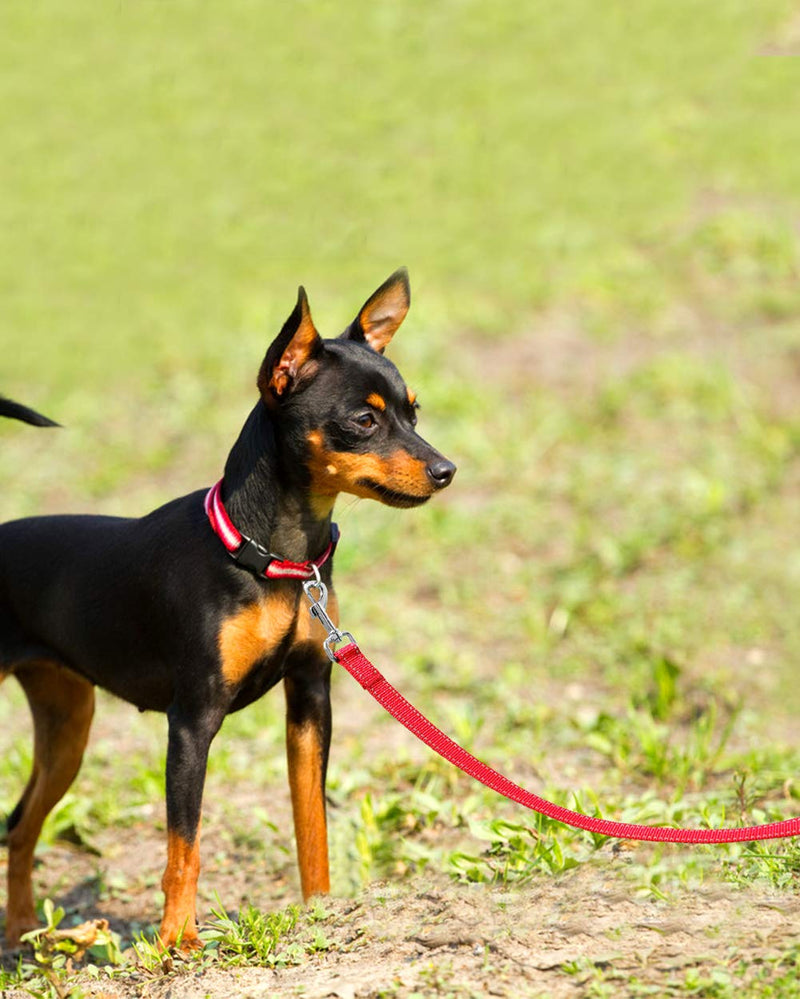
[{"left": 355, "top": 411, "right": 377, "bottom": 430}]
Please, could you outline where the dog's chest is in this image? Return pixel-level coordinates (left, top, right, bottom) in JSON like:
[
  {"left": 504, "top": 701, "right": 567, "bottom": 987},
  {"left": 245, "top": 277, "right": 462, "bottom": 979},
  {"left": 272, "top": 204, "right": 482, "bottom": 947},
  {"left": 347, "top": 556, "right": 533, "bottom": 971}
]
[{"left": 216, "top": 590, "right": 299, "bottom": 689}]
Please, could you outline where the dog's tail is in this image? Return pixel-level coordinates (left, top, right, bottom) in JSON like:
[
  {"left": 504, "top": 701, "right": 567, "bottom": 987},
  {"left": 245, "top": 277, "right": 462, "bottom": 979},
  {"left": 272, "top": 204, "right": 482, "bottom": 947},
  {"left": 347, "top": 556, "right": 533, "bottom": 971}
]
[{"left": 0, "top": 396, "right": 60, "bottom": 428}]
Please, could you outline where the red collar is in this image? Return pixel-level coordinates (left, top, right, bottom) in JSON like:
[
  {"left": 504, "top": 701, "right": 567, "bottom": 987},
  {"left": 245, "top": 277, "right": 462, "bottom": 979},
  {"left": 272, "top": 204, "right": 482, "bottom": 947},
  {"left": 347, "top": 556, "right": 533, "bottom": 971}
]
[{"left": 204, "top": 480, "right": 338, "bottom": 581}]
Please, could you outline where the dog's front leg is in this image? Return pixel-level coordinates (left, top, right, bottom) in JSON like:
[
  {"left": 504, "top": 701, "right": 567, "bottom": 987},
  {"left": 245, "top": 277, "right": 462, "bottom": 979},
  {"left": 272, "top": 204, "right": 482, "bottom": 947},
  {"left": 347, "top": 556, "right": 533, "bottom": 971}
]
[
  {"left": 284, "top": 655, "right": 332, "bottom": 900},
  {"left": 158, "top": 704, "right": 222, "bottom": 950}
]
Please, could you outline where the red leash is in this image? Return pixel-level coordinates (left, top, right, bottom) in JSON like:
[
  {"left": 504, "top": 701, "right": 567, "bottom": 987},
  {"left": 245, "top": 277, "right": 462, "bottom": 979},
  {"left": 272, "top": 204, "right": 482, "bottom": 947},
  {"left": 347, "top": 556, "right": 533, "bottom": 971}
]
[
  {"left": 334, "top": 642, "right": 800, "bottom": 843},
  {"left": 300, "top": 578, "right": 800, "bottom": 843},
  {"left": 334, "top": 640, "right": 800, "bottom": 843}
]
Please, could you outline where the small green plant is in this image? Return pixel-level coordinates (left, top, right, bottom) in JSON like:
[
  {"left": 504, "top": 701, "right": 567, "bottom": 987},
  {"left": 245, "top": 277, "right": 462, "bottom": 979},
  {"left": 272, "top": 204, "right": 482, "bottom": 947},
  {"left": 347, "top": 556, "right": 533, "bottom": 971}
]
[
  {"left": 447, "top": 817, "right": 583, "bottom": 884},
  {"left": 579, "top": 694, "right": 737, "bottom": 792},
  {"left": 12, "top": 898, "right": 123, "bottom": 998},
  {"left": 0, "top": 956, "right": 38, "bottom": 998},
  {"left": 201, "top": 901, "right": 303, "bottom": 967},
  {"left": 725, "top": 837, "right": 800, "bottom": 891},
  {"left": 131, "top": 930, "right": 178, "bottom": 975}
]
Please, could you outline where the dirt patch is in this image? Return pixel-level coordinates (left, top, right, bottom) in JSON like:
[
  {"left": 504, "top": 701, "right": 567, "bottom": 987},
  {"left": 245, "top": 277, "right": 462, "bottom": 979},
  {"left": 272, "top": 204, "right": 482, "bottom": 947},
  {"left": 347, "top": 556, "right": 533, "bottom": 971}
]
[
  {"left": 151, "top": 875, "right": 800, "bottom": 998},
  {"left": 4, "top": 862, "right": 800, "bottom": 998},
  {"left": 759, "top": 9, "right": 800, "bottom": 55},
  {"left": 463, "top": 305, "right": 800, "bottom": 421}
]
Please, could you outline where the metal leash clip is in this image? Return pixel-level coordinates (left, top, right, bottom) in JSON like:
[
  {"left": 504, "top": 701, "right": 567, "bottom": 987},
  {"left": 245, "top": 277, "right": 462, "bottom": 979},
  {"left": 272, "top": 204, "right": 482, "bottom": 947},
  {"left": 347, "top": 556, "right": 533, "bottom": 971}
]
[{"left": 303, "top": 566, "right": 355, "bottom": 662}]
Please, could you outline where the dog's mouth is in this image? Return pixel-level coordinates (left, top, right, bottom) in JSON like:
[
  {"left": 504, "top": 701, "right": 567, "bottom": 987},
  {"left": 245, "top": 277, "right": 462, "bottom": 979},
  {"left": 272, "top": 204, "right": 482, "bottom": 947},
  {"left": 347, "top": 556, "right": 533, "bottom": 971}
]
[{"left": 358, "top": 478, "right": 431, "bottom": 509}]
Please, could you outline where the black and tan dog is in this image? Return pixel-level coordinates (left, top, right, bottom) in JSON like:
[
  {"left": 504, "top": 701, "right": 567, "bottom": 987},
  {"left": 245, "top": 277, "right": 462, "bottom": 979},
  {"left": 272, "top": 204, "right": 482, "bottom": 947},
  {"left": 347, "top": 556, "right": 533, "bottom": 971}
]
[{"left": 0, "top": 270, "right": 455, "bottom": 950}]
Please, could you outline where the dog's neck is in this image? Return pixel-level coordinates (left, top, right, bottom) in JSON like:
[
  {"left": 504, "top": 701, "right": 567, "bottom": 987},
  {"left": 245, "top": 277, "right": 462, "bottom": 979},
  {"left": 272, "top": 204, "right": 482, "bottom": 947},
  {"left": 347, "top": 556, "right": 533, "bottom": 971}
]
[{"left": 221, "top": 403, "right": 333, "bottom": 563}]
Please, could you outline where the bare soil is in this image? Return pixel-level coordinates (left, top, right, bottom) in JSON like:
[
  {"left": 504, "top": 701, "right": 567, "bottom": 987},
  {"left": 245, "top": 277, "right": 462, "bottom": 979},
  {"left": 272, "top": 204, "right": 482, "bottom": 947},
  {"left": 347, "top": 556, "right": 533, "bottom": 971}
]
[
  {"left": 3, "top": 828, "right": 800, "bottom": 998},
  {"left": 2, "top": 642, "right": 799, "bottom": 997}
]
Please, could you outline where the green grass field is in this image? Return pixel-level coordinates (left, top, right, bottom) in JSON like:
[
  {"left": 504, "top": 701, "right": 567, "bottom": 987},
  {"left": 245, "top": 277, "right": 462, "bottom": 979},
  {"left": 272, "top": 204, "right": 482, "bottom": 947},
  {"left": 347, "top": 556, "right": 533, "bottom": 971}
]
[{"left": 2, "top": 2, "right": 800, "bottom": 996}]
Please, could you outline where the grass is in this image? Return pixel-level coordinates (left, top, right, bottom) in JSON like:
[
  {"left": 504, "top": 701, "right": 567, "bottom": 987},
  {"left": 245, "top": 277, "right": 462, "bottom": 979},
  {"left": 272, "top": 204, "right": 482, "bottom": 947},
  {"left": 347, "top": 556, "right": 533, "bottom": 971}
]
[
  {"left": 1, "top": 0, "right": 799, "bottom": 402},
  {"left": 3, "top": 0, "right": 800, "bottom": 996}
]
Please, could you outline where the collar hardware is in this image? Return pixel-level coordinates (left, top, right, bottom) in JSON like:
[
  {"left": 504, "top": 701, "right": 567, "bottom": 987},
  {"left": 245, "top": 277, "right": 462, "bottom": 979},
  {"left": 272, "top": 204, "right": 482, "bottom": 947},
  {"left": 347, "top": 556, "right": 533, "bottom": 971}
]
[
  {"left": 204, "top": 479, "right": 338, "bottom": 581},
  {"left": 230, "top": 535, "right": 277, "bottom": 575}
]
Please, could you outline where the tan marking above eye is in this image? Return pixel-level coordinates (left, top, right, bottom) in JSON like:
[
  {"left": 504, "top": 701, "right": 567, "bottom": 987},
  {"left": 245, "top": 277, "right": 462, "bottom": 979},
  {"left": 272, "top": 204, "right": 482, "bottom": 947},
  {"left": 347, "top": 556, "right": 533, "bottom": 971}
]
[
  {"left": 218, "top": 591, "right": 297, "bottom": 686},
  {"left": 407, "top": 388, "right": 417, "bottom": 406},
  {"left": 366, "top": 393, "right": 386, "bottom": 411}
]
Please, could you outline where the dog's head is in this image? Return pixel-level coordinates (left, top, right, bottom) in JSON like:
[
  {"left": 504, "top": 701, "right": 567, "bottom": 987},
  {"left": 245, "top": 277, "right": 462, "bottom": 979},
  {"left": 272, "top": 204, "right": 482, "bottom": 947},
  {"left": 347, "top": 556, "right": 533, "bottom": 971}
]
[{"left": 258, "top": 270, "right": 455, "bottom": 514}]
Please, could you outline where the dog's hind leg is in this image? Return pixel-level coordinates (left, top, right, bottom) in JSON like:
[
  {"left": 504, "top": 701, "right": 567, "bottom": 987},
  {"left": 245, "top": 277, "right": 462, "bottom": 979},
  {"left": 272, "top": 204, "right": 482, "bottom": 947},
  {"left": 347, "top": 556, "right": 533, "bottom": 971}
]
[{"left": 4, "top": 661, "right": 94, "bottom": 947}]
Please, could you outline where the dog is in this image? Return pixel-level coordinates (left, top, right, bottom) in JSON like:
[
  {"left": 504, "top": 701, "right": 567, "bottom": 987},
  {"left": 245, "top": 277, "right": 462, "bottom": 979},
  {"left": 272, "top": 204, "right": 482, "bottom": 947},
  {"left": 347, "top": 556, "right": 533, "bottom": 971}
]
[
  {"left": 0, "top": 269, "right": 455, "bottom": 950},
  {"left": 0, "top": 397, "right": 58, "bottom": 428}
]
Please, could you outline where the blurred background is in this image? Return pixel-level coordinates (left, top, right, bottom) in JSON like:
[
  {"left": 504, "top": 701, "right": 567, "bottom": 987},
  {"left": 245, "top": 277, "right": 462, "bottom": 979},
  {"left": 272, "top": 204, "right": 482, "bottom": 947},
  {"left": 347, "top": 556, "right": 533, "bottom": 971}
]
[{"left": 2, "top": 0, "right": 800, "bottom": 917}]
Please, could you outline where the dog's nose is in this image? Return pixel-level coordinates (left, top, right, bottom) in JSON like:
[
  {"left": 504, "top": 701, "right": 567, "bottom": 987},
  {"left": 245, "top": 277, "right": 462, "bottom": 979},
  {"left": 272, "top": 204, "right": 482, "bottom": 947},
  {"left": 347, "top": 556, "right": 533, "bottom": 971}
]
[{"left": 427, "top": 458, "right": 456, "bottom": 489}]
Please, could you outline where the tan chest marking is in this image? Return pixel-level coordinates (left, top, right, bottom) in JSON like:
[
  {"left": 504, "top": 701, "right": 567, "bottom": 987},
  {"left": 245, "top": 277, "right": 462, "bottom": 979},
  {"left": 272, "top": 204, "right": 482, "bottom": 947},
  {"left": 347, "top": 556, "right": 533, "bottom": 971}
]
[{"left": 218, "top": 591, "right": 298, "bottom": 687}]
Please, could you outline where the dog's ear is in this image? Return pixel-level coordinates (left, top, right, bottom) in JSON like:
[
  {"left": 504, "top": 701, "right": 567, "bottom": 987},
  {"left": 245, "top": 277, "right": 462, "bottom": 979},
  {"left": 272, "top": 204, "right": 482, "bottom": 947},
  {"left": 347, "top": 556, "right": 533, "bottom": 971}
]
[
  {"left": 258, "top": 286, "right": 322, "bottom": 401},
  {"left": 339, "top": 268, "right": 410, "bottom": 354}
]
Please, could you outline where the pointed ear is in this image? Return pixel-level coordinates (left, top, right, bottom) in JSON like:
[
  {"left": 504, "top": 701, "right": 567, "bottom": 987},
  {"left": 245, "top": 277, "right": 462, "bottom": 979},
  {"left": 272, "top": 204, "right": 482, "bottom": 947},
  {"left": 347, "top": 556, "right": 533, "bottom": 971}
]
[
  {"left": 339, "top": 268, "right": 410, "bottom": 354},
  {"left": 258, "top": 287, "right": 322, "bottom": 401}
]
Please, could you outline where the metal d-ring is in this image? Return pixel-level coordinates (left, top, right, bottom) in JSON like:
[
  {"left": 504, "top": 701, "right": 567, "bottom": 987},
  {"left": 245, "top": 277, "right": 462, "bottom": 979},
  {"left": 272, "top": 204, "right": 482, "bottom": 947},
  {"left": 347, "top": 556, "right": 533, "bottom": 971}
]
[
  {"left": 323, "top": 628, "right": 356, "bottom": 662},
  {"left": 303, "top": 566, "right": 356, "bottom": 661}
]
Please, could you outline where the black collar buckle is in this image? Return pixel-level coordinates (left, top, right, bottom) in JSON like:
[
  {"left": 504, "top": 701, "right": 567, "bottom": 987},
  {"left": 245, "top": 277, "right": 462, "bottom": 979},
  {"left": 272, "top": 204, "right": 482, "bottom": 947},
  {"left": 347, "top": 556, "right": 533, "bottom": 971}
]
[{"left": 231, "top": 535, "right": 276, "bottom": 575}]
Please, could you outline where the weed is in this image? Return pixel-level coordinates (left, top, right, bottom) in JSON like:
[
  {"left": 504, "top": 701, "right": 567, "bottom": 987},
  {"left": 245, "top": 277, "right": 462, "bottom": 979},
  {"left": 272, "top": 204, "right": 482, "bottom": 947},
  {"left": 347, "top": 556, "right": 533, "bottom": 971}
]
[
  {"left": 202, "top": 900, "right": 304, "bottom": 967},
  {"left": 448, "top": 817, "right": 584, "bottom": 884},
  {"left": 579, "top": 696, "right": 738, "bottom": 791},
  {"left": 0, "top": 899, "right": 124, "bottom": 999}
]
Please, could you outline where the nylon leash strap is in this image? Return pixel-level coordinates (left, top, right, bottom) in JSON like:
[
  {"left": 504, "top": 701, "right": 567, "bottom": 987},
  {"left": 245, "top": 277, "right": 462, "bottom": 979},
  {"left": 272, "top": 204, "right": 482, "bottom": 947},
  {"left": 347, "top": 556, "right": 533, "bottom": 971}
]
[{"left": 302, "top": 581, "right": 800, "bottom": 844}]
